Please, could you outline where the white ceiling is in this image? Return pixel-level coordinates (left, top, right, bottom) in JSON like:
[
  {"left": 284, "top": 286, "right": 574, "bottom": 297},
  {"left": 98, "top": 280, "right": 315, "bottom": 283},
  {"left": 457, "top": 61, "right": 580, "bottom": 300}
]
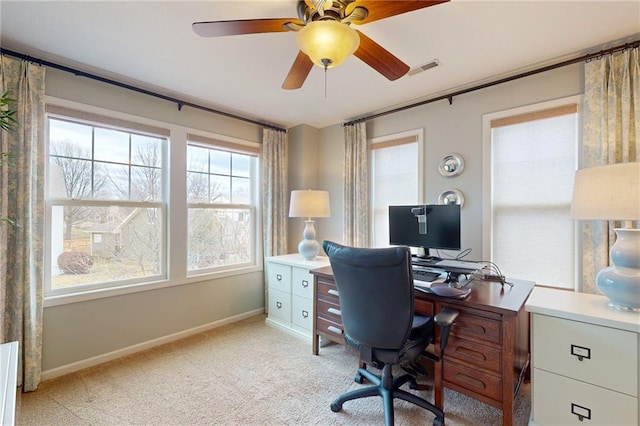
[{"left": 1, "top": 1, "right": 639, "bottom": 129}]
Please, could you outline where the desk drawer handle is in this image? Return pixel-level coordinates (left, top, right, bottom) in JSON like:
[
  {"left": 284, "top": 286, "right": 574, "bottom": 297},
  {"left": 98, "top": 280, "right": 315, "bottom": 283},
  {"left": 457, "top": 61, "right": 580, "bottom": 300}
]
[
  {"left": 327, "top": 307, "right": 342, "bottom": 316},
  {"left": 328, "top": 289, "right": 339, "bottom": 297},
  {"left": 571, "top": 344, "right": 591, "bottom": 361},
  {"left": 301, "top": 310, "right": 309, "bottom": 318},
  {"left": 327, "top": 325, "right": 342, "bottom": 335},
  {"left": 276, "top": 301, "right": 282, "bottom": 309},
  {"left": 454, "top": 346, "right": 486, "bottom": 362},
  {"left": 455, "top": 373, "right": 485, "bottom": 390},
  {"left": 571, "top": 403, "right": 591, "bottom": 421},
  {"left": 276, "top": 274, "right": 283, "bottom": 282},
  {"left": 301, "top": 279, "right": 309, "bottom": 288}
]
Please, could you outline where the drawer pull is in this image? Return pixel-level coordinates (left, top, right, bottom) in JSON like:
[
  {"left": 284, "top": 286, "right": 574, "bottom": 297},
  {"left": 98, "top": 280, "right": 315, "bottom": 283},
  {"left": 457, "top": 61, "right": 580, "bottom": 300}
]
[
  {"left": 276, "top": 301, "right": 282, "bottom": 309},
  {"left": 327, "top": 326, "right": 342, "bottom": 335},
  {"left": 571, "top": 403, "right": 591, "bottom": 421},
  {"left": 327, "top": 307, "right": 342, "bottom": 316},
  {"left": 276, "top": 274, "right": 283, "bottom": 282},
  {"left": 454, "top": 346, "right": 486, "bottom": 362},
  {"left": 455, "top": 373, "right": 485, "bottom": 390},
  {"left": 328, "top": 289, "right": 339, "bottom": 297},
  {"left": 301, "top": 279, "right": 309, "bottom": 288},
  {"left": 301, "top": 310, "right": 309, "bottom": 318},
  {"left": 571, "top": 344, "right": 591, "bottom": 361}
]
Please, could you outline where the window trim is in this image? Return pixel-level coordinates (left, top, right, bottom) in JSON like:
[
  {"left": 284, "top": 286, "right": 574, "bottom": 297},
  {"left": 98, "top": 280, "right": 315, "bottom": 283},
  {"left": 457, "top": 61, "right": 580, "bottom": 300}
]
[
  {"left": 43, "top": 97, "right": 263, "bottom": 307},
  {"left": 481, "top": 95, "right": 583, "bottom": 288}
]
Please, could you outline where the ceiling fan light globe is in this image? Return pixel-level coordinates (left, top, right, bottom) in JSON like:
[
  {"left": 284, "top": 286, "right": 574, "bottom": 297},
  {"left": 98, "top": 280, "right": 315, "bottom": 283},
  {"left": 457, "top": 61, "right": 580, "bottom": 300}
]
[{"left": 296, "top": 20, "right": 360, "bottom": 69}]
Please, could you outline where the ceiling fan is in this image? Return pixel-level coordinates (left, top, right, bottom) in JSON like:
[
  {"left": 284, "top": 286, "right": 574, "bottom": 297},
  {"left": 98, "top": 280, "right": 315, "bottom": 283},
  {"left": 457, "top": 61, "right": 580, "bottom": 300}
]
[{"left": 193, "top": 0, "right": 449, "bottom": 90}]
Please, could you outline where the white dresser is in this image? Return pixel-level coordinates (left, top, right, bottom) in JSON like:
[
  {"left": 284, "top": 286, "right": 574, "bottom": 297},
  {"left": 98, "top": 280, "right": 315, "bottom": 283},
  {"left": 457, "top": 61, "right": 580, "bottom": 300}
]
[
  {"left": 526, "top": 287, "right": 639, "bottom": 426},
  {"left": 265, "top": 254, "right": 330, "bottom": 340}
]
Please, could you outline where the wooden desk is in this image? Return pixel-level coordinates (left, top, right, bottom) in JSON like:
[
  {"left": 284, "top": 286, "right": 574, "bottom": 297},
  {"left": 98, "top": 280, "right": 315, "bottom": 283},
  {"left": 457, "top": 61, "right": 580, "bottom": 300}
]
[{"left": 311, "top": 266, "right": 534, "bottom": 426}]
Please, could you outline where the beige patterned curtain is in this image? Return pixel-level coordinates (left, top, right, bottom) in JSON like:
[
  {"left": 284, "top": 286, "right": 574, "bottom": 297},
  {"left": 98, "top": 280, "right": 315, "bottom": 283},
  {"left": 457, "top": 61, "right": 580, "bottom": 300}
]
[
  {"left": 262, "top": 127, "right": 288, "bottom": 258},
  {"left": 580, "top": 47, "right": 640, "bottom": 293},
  {"left": 343, "top": 122, "right": 369, "bottom": 247},
  {"left": 0, "top": 55, "right": 45, "bottom": 392}
]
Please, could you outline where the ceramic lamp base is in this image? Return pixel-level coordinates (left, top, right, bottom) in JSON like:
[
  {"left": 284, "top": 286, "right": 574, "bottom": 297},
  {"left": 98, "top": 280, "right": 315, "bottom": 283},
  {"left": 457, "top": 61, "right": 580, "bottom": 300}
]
[
  {"left": 595, "top": 228, "right": 640, "bottom": 311},
  {"left": 298, "top": 220, "right": 320, "bottom": 260}
]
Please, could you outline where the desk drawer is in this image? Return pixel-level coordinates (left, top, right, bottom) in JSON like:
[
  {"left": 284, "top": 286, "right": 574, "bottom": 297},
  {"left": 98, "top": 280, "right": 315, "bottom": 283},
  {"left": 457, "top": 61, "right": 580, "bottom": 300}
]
[
  {"left": 268, "top": 288, "right": 291, "bottom": 322},
  {"left": 317, "top": 317, "right": 344, "bottom": 341},
  {"left": 292, "top": 295, "right": 313, "bottom": 331},
  {"left": 267, "top": 263, "right": 292, "bottom": 293},
  {"left": 443, "top": 360, "right": 502, "bottom": 402},
  {"left": 317, "top": 299, "right": 342, "bottom": 324},
  {"left": 451, "top": 311, "right": 501, "bottom": 346},
  {"left": 446, "top": 335, "right": 501, "bottom": 374},
  {"left": 533, "top": 368, "right": 638, "bottom": 425},
  {"left": 533, "top": 314, "right": 637, "bottom": 396},
  {"left": 317, "top": 280, "right": 340, "bottom": 304}
]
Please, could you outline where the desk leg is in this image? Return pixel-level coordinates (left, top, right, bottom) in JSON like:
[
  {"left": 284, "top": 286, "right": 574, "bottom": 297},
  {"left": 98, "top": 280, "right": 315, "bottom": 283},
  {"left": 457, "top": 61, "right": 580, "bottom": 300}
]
[
  {"left": 501, "top": 315, "right": 516, "bottom": 426},
  {"left": 313, "top": 333, "right": 319, "bottom": 355},
  {"left": 434, "top": 359, "right": 444, "bottom": 409}
]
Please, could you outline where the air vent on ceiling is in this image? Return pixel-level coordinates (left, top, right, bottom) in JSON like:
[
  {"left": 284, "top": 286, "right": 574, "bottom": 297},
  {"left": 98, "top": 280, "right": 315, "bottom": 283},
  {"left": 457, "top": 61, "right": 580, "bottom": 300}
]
[{"left": 408, "top": 59, "right": 440, "bottom": 76}]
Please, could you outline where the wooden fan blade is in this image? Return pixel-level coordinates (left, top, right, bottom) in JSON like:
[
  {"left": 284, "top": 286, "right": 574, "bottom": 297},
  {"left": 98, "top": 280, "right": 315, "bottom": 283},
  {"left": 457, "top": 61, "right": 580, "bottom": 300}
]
[
  {"left": 353, "top": 30, "right": 409, "bottom": 81},
  {"left": 193, "top": 18, "right": 303, "bottom": 37},
  {"left": 282, "top": 51, "right": 314, "bottom": 90},
  {"left": 346, "top": 0, "right": 449, "bottom": 24}
]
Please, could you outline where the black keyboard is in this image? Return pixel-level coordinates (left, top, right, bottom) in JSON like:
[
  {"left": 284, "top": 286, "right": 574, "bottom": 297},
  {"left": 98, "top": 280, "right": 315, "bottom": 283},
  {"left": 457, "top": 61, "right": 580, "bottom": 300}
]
[{"left": 412, "top": 269, "right": 442, "bottom": 282}]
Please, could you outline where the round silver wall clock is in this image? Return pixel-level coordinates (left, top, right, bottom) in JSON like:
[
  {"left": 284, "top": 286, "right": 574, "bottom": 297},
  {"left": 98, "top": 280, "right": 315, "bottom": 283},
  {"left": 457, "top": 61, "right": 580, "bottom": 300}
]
[{"left": 438, "top": 153, "right": 464, "bottom": 177}]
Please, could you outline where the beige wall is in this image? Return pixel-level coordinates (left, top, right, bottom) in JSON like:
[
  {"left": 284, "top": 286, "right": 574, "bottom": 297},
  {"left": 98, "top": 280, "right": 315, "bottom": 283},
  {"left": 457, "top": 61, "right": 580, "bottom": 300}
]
[
  {"left": 42, "top": 69, "right": 266, "bottom": 373},
  {"left": 42, "top": 59, "right": 585, "bottom": 373},
  {"left": 311, "top": 64, "right": 584, "bottom": 259}
]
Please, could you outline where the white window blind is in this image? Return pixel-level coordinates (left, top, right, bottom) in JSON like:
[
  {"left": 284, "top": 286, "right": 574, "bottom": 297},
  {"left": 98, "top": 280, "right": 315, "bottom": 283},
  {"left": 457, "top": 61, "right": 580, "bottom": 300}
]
[
  {"left": 370, "top": 132, "right": 422, "bottom": 248},
  {"left": 490, "top": 104, "right": 578, "bottom": 288}
]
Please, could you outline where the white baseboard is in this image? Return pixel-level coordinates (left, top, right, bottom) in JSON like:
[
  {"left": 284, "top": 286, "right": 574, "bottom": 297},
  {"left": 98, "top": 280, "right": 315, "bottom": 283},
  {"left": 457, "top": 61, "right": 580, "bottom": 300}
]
[{"left": 41, "top": 308, "right": 265, "bottom": 381}]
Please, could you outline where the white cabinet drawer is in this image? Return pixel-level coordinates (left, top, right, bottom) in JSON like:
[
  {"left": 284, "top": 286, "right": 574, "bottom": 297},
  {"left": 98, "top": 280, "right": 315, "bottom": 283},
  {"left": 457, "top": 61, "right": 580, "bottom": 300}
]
[
  {"left": 292, "top": 295, "right": 313, "bottom": 331},
  {"left": 533, "top": 368, "right": 638, "bottom": 425},
  {"left": 532, "top": 314, "right": 638, "bottom": 396},
  {"left": 291, "top": 267, "right": 313, "bottom": 299},
  {"left": 267, "top": 263, "right": 291, "bottom": 293},
  {"left": 268, "top": 288, "right": 291, "bottom": 322}
]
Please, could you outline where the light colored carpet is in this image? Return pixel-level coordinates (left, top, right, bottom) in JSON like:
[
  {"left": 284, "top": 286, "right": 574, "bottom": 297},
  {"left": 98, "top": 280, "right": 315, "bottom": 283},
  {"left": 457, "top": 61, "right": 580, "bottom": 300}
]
[{"left": 16, "top": 314, "right": 530, "bottom": 425}]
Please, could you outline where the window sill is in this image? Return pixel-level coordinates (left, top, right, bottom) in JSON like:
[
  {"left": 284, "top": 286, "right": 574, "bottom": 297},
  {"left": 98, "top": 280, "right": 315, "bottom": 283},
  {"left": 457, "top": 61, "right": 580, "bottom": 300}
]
[{"left": 43, "top": 264, "right": 263, "bottom": 307}]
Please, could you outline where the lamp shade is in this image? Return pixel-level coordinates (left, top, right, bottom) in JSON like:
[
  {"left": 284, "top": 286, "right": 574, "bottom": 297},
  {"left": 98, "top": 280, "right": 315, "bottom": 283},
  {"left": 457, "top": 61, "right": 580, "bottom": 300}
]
[
  {"left": 289, "top": 190, "right": 331, "bottom": 218},
  {"left": 570, "top": 162, "right": 640, "bottom": 220},
  {"left": 296, "top": 20, "right": 360, "bottom": 68}
]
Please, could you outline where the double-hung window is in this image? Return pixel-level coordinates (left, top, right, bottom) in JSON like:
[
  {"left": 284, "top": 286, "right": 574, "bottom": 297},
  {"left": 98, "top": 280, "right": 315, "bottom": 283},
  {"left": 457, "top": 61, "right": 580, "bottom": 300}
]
[
  {"left": 46, "top": 106, "right": 167, "bottom": 296},
  {"left": 483, "top": 97, "right": 580, "bottom": 289},
  {"left": 186, "top": 134, "right": 259, "bottom": 275},
  {"left": 370, "top": 130, "right": 424, "bottom": 248}
]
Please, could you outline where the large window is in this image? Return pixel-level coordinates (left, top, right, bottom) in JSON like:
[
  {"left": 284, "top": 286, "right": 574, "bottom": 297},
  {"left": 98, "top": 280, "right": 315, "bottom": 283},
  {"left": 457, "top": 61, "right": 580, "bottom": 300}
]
[
  {"left": 186, "top": 134, "right": 259, "bottom": 275},
  {"left": 483, "top": 98, "right": 580, "bottom": 289},
  {"left": 370, "top": 130, "right": 423, "bottom": 248},
  {"left": 46, "top": 107, "right": 167, "bottom": 296}
]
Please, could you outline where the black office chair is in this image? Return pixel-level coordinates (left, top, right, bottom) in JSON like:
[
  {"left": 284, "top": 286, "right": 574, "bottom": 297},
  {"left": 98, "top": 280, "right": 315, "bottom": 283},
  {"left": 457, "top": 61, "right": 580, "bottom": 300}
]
[{"left": 323, "top": 240, "right": 458, "bottom": 426}]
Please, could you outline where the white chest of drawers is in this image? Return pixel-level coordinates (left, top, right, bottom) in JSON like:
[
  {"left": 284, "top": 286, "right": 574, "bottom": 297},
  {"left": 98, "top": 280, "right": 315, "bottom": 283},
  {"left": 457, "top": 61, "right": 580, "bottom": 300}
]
[
  {"left": 265, "top": 254, "right": 329, "bottom": 340},
  {"left": 526, "top": 287, "right": 640, "bottom": 426}
]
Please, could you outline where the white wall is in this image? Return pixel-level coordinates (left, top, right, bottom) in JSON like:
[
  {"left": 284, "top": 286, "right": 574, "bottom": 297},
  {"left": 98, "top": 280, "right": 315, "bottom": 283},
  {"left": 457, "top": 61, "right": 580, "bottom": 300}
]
[{"left": 312, "top": 64, "right": 584, "bottom": 260}]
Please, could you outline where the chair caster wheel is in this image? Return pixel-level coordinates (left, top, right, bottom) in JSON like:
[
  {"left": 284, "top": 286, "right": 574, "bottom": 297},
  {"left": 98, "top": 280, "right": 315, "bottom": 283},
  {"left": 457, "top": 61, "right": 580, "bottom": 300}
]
[
  {"left": 354, "top": 373, "right": 364, "bottom": 384},
  {"left": 408, "top": 378, "right": 418, "bottom": 389},
  {"left": 433, "top": 416, "right": 444, "bottom": 426},
  {"left": 330, "top": 402, "right": 342, "bottom": 413}
]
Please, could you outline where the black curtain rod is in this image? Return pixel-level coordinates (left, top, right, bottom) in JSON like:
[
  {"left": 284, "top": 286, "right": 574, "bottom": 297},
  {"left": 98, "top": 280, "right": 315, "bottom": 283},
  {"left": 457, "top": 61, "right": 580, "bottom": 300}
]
[
  {"left": 0, "top": 47, "right": 287, "bottom": 132},
  {"left": 344, "top": 39, "right": 640, "bottom": 127}
]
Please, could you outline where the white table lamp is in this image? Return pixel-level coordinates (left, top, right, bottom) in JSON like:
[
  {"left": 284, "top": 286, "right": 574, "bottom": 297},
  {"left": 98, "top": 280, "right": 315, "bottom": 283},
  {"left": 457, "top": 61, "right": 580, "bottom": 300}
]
[
  {"left": 289, "top": 190, "right": 331, "bottom": 260},
  {"left": 570, "top": 162, "right": 640, "bottom": 311}
]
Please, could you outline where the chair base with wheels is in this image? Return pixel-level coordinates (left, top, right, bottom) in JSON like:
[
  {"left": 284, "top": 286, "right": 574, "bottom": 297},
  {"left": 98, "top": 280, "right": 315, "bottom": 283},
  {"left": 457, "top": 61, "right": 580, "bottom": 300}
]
[{"left": 331, "top": 363, "right": 445, "bottom": 426}]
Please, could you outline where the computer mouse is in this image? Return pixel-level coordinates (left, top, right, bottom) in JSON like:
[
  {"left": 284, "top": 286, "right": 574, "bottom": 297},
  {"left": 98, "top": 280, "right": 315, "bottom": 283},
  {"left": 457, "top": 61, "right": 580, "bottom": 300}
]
[{"left": 429, "top": 285, "right": 471, "bottom": 299}]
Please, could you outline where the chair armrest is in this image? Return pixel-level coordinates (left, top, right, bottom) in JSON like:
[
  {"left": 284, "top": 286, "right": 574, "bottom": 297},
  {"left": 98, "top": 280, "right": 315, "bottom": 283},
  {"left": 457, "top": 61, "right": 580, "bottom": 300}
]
[{"left": 434, "top": 307, "right": 459, "bottom": 355}]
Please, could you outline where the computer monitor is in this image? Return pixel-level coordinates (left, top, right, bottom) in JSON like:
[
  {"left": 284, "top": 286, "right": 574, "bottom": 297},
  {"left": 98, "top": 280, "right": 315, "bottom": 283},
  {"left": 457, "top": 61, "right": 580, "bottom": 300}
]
[{"left": 388, "top": 204, "right": 461, "bottom": 256}]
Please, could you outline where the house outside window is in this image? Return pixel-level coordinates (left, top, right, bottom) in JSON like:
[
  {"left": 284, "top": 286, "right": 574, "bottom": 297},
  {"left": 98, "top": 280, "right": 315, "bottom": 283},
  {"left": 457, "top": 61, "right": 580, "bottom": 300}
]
[
  {"left": 186, "top": 134, "right": 259, "bottom": 275},
  {"left": 46, "top": 106, "right": 167, "bottom": 296}
]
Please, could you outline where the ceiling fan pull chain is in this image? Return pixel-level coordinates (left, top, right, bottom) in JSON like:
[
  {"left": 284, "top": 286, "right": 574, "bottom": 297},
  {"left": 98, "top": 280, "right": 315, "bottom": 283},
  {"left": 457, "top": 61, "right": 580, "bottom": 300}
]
[{"left": 321, "top": 58, "right": 332, "bottom": 98}]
